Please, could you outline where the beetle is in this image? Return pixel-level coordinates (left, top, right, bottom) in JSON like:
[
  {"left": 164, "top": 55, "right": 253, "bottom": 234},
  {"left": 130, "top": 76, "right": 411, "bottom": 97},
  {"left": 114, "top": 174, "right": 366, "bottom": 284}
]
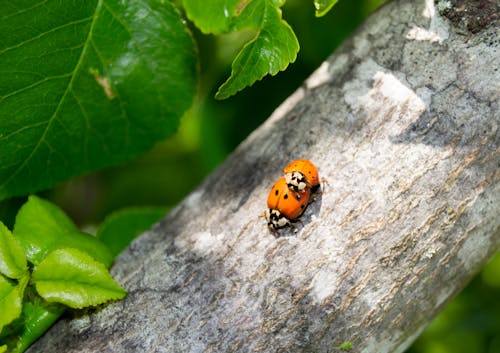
[{"left": 265, "top": 177, "right": 311, "bottom": 231}]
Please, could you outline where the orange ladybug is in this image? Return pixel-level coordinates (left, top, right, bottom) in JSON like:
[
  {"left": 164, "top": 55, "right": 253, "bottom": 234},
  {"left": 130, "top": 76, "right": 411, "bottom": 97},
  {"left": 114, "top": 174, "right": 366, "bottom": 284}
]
[
  {"left": 265, "top": 177, "right": 311, "bottom": 230},
  {"left": 284, "top": 159, "right": 320, "bottom": 192}
]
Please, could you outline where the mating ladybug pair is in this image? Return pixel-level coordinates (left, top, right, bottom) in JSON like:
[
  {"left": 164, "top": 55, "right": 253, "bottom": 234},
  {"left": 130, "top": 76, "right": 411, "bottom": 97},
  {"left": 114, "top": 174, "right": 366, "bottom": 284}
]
[{"left": 265, "top": 160, "right": 320, "bottom": 232}]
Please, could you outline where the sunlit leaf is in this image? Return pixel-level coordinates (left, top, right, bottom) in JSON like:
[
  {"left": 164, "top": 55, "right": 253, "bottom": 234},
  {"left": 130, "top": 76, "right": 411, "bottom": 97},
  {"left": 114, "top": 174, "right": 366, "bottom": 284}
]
[
  {"left": 184, "top": 0, "right": 299, "bottom": 99},
  {"left": 215, "top": 0, "right": 299, "bottom": 99},
  {"left": 32, "top": 248, "right": 126, "bottom": 309},
  {"left": 0, "top": 222, "right": 27, "bottom": 279},
  {"left": 0, "top": 275, "right": 23, "bottom": 331},
  {"left": 0, "top": 0, "right": 197, "bottom": 200},
  {"left": 13, "top": 195, "right": 113, "bottom": 266}
]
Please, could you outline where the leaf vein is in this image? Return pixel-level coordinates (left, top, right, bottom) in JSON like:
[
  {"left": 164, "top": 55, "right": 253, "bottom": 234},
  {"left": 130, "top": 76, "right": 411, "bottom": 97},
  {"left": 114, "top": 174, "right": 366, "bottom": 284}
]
[
  {"left": 0, "top": 73, "right": 72, "bottom": 102},
  {"left": 1, "top": 0, "right": 49, "bottom": 21},
  {"left": 0, "top": 120, "right": 49, "bottom": 143},
  {"left": 0, "top": 1, "right": 102, "bottom": 191},
  {"left": 0, "top": 16, "right": 93, "bottom": 56}
]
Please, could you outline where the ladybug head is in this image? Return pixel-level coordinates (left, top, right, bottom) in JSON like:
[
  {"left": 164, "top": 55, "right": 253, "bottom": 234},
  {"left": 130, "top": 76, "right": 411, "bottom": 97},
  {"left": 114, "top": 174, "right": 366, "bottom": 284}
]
[
  {"left": 265, "top": 208, "right": 290, "bottom": 229},
  {"left": 285, "top": 171, "right": 307, "bottom": 191}
]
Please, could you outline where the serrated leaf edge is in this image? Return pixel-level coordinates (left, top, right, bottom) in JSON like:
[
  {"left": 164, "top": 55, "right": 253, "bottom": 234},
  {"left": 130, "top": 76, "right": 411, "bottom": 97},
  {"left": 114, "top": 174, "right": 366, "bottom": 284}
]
[
  {"left": 215, "top": 0, "right": 299, "bottom": 99},
  {"left": 32, "top": 248, "right": 126, "bottom": 309}
]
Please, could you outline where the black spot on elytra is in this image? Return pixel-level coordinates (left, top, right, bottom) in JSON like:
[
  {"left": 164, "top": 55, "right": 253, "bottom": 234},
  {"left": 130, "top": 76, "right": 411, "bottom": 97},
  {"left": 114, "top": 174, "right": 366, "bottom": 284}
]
[
  {"left": 275, "top": 189, "right": 279, "bottom": 196},
  {"left": 284, "top": 194, "right": 289, "bottom": 199}
]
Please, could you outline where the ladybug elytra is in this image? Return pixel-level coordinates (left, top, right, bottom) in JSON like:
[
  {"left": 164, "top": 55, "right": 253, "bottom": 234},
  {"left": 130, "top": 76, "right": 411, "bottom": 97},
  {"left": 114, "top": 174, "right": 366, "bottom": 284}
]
[{"left": 265, "top": 177, "right": 311, "bottom": 230}]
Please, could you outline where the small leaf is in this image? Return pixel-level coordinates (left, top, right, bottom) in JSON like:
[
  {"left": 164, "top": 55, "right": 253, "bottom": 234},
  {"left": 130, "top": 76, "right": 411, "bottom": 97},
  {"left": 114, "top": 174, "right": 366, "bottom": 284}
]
[
  {"left": 184, "top": 0, "right": 299, "bottom": 100},
  {"left": 314, "top": 0, "right": 340, "bottom": 17},
  {"left": 97, "top": 207, "right": 166, "bottom": 258},
  {"left": 339, "top": 341, "right": 353, "bottom": 351},
  {"left": 0, "top": 275, "right": 23, "bottom": 331},
  {"left": 0, "top": 221, "right": 27, "bottom": 279},
  {"left": 0, "top": 0, "right": 197, "bottom": 200},
  {"left": 215, "top": 0, "right": 299, "bottom": 99},
  {"left": 13, "top": 195, "right": 113, "bottom": 266},
  {"left": 32, "top": 248, "right": 126, "bottom": 309},
  {"left": 0, "top": 344, "right": 6, "bottom": 353},
  {"left": 15, "top": 195, "right": 78, "bottom": 238}
]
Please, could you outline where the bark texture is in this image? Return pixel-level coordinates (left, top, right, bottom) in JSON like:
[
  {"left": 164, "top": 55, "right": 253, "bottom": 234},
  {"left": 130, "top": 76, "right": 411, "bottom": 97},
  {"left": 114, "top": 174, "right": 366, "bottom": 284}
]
[{"left": 30, "top": 0, "right": 499, "bottom": 352}]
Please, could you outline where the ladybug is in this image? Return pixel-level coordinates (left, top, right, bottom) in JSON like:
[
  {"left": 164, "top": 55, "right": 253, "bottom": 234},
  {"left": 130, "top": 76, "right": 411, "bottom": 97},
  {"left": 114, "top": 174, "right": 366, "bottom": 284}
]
[
  {"left": 265, "top": 177, "right": 311, "bottom": 230},
  {"left": 284, "top": 159, "right": 320, "bottom": 192}
]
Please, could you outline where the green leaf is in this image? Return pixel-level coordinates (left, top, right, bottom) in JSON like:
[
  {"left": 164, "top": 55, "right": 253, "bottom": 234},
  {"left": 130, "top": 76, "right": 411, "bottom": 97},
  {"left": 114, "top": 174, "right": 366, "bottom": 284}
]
[
  {"left": 0, "top": 0, "right": 197, "bottom": 200},
  {"left": 0, "top": 222, "right": 27, "bottom": 279},
  {"left": 339, "top": 341, "right": 353, "bottom": 351},
  {"left": 0, "top": 299, "right": 64, "bottom": 353},
  {"left": 97, "top": 207, "right": 166, "bottom": 258},
  {"left": 0, "top": 344, "right": 6, "bottom": 353},
  {"left": 314, "top": 0, "right": 340, "bottom": 17},
  {"left": 0, "top": 275, "right": 23, "bottom": 331},
  {"left": 216, "top": 0, "right": 299, "bottom": 99},
  {"left": 32, "top": 248, "right": 126, "bottom": 309},
  {"left": 184, "top": 0, "right": 299, "bottom": 99},
  {"left": 183, "top": 0, "right": 239, "bottom": 34},
  {"left": 13, "top": 195, "right": 113, "bottom": 267}
]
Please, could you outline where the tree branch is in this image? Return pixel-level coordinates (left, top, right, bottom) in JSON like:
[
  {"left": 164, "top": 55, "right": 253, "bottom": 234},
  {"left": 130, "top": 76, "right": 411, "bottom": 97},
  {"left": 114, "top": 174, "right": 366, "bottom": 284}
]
[{"left": 30, "top": 0, "right": 499, "bottom": 352}]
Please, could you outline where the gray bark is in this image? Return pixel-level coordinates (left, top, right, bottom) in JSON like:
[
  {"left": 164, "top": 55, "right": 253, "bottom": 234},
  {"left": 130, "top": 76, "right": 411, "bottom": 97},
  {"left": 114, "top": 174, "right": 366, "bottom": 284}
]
[{"left": 30, "top": 0, "right": 499, "bottom": 352}]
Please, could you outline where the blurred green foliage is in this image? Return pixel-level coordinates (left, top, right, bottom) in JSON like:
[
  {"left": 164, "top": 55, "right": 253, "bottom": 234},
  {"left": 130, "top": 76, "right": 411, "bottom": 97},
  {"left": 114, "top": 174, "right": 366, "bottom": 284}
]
[
  {"left": 407, "top": 252, "right": 500, "bottom": 353},
  {"left": 1, "top": 0, "right": 497, "bottom": 351}
]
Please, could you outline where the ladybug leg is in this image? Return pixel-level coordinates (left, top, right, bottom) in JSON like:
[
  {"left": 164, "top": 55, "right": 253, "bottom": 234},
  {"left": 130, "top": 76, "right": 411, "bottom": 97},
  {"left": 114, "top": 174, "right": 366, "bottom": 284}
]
[
  {"left": 290, "top": 218, "right": 304, "bottom": 233},
  {"left": 320, "top": 177, "right": 330, "bottom": 191},
  {"left": 269, "top": 227, "right": 281, "bottom": 237},
  {"left": 310, "top": 177, "right": 330, "bottom": 201}
]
